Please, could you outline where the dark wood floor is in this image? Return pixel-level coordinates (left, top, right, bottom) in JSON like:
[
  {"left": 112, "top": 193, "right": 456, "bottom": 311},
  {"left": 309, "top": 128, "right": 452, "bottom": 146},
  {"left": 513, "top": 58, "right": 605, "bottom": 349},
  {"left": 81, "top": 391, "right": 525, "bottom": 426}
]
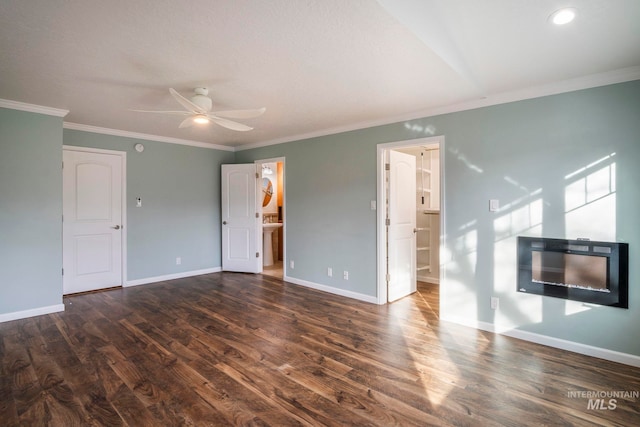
[{"left": 1, "top": 274, "right": 639, "bottom": 426}]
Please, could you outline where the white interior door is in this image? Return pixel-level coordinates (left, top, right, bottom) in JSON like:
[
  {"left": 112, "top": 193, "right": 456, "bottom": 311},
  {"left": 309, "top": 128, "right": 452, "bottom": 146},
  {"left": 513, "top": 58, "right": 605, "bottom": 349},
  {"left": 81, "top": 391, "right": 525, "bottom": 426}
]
[
  {"left": 221, "top": 164, "right": 261, "bottom": 273},
  {"left": 63, "top": 148, "right": 123, "bottom": 294},
  {"left": 387, "top": 150, "right": 417, "bottom": 302}
]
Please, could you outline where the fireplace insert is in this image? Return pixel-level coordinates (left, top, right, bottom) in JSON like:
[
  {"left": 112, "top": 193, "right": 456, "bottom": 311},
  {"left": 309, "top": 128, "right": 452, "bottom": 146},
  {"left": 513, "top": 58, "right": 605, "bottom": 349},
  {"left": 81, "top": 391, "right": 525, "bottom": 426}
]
[{"left": 517, "top": 237, "right": 628, "bottom": 308}]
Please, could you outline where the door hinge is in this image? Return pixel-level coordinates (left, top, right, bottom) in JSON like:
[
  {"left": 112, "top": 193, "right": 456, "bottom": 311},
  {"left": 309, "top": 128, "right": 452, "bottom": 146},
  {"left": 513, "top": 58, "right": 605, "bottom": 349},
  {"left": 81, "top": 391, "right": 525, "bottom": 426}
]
[
  {"left": 62, "top": 268, "right": 64, "bottom": 276},
  {"left": 256, "top": 252, "right": 260, "bottom": 258},
  {"left": 256, "top": 212, "right": 260, "bottom": 218},
  {"left": 385, "top": 218, "right": 390, "bottom": 226},
  {"left": 256, "top": 172, "right": 259, "bottom": 179},
  {"left": 386, "top": 274, "right": 390, "bottom": 282},
  {"left": 385, "top": 163, "right": 390, "bottom": 171}
]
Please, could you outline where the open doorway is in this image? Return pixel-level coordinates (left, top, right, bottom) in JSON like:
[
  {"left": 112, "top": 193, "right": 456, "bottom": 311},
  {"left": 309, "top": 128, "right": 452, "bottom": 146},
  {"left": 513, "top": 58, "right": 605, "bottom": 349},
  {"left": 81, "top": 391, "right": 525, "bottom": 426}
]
[
  {"left": 376, "top": 136, "right": 444, "bottom": 305},
  {"left": 257, "top": 158, "right": 285, "bottom": 278}
]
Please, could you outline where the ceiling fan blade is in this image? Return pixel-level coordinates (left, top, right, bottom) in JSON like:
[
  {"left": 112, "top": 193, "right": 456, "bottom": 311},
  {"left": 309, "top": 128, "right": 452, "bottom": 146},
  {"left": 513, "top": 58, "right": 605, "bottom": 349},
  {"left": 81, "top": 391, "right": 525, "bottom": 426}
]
[
  {"left": 131, "top": 109, "right": 190, "bottom": 115},
  {"left": 212, "top": 107, "right": 266, "bottom": 119},
  {"left": 169, "top": 88, "right": 206, "bottom": 114},
  {"left": 209, "top": 115, "right": 254, "bottom": 131},
  {"left": 179, "top": 116, "right": 197, "bottom": 128}
]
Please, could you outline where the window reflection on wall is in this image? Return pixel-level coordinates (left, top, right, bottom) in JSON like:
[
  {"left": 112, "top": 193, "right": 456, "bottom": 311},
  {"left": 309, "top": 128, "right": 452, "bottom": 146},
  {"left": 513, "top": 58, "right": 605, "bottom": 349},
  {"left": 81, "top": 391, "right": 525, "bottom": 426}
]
[{"left": 564, "top": 153, "right": 616, "bottom": 241}]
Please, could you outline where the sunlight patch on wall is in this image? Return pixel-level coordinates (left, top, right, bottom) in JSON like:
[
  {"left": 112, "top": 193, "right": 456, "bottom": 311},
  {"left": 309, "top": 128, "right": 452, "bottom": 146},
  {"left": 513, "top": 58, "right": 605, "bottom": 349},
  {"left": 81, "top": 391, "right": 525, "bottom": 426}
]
[
  {"left": 493, "top": 238, "right": 543, "bottom": 330},
  {"left": 457, "top": 219, "right": 477, "bottom": 233},
  {"left": 564, "top": 153, "right": 616, "bottom": 241},
  {"left": 452, "top": 228, "right": 478, "bottom": 275},
  {"left": 448, "top": 147, "right": 483, "bottom": 173},
  {"left": 494, "top": 197, "right": 543, "bottom": 242},
  {"left": 564, "top": 299, "right": 593, "bottom": 316},
  {"left": 565, "top": 196, "right": 616, "bottom": 241},
  {"left": 503, "top": 175, "right": 532, "bottom": 193},
  {"left": 493, "top": 194, "right": 544, "bottom": 329},
  {"left": 443, "top": 278, "right": 478, "bottom": 320},
  {"left": 403, "top": 122, "right": 436, "bottom": 135},
  {"left": 443, "top": 220, "right": 478, "bottom": 276}
]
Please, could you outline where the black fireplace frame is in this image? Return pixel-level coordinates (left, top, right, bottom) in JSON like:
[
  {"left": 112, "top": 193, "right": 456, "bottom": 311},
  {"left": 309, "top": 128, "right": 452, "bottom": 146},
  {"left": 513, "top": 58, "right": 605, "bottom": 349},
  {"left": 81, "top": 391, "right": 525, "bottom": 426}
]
[{"left": 517, "top": 236, "right": 629, "bottom": 308}]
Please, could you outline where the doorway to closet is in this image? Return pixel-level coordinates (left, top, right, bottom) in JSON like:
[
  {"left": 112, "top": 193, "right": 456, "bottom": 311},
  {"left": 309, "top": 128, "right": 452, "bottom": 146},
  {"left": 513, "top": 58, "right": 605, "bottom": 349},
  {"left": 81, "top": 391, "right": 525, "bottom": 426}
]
[{"left": 377, "top": 136, "right": 443, "bottom": 305}]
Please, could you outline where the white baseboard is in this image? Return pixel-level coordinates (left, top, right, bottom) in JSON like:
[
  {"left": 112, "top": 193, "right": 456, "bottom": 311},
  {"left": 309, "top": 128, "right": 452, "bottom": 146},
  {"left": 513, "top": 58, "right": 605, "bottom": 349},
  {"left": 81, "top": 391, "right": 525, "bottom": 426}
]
[
  {"left": 125, "top": 267, "right": 222, "bottom": 288},
  {"left": 0, "top": 303, "right": 65, "bottom": 323},
  {"left": 442, "top": 314, "right": 640, "bottom": 368},
  {"left": 283, "top": 275, "right": 378, "bottom": 304},
  {"left": 417, "top": 275, "right": 439, "bottom": 284}
]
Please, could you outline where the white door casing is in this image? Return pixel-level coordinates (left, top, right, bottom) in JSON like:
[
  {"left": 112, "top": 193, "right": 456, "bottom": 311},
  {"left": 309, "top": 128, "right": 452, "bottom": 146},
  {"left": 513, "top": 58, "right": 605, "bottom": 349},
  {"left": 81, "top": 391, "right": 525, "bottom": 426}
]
[
  {"left": 63, "top": 148, "right": 124, "bottom": 294},
  {"left": 221, "top": 164, "right": 261, "bottom": 273},
  {"left": 387, "top": 150, "right": 417, "bottom": 302}
]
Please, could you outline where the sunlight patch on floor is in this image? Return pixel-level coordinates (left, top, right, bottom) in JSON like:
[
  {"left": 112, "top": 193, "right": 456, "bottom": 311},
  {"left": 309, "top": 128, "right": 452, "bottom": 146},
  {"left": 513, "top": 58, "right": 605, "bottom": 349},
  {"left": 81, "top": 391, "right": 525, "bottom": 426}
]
[{"left": 400, "top": 293, "right": 464, "bottom": 407}]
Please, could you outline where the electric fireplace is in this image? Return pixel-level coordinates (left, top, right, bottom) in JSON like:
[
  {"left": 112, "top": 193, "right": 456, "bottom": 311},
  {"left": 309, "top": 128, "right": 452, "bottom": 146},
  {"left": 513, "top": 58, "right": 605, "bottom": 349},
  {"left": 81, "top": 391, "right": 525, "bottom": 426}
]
[{"left": 517, "top": 237, "right": 628, "bottom": 308}]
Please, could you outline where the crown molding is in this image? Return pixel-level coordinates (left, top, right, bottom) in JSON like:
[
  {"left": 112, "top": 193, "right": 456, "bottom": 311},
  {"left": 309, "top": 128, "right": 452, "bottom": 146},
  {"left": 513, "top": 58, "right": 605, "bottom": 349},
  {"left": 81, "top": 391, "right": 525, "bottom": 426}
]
[
  {"left": 237, "top": 66, "right": 640, "bottom": 151},
  {"left": 63, "top": 122, "right": 234, "bottom": 151},
  {"left": 0, "top": 99, "right": 69, "bottom": 117}
]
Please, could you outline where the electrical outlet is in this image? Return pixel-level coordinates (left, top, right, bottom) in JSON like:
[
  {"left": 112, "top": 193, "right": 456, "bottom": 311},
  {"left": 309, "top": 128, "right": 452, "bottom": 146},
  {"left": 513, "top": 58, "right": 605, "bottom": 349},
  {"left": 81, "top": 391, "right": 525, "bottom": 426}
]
[
  {"left": 491, "top": 297, "right": 499, "bottom": 310},
  {"left": 343, "top": 271, "right": 349, "bottom": 280},
  {"left": 136, "top": 197, "right": 142, "bottom": 207},
  {"left": 290, "top": 260, "right": 294, "bottom": 269},
  {"left": 327, "top": 267, "right": 332, "bottom": 277},
  {"left": 176, "top": 257, "right": 181, "bottom": 265}
]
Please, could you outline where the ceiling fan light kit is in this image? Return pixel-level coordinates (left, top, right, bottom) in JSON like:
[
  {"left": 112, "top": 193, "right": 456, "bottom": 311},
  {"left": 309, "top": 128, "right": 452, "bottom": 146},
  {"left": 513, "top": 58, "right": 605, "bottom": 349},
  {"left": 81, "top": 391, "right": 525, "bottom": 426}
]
[
  {"left": 193, "top": 114, "right": 210, "bottom": 124},
  {"left": 133, "top": 87, "right": 265, "bottom": 132}
]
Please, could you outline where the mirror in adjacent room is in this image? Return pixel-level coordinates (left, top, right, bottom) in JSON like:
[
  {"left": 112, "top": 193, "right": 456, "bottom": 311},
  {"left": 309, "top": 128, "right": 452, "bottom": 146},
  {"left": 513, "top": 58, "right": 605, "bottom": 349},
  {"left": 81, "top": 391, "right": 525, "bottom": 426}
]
[
  {"left": 261, "top": 162, "right": 278, "bottom": 214},
  {"left": 262, "top": 177, "right": 273, "bottom": 207}
]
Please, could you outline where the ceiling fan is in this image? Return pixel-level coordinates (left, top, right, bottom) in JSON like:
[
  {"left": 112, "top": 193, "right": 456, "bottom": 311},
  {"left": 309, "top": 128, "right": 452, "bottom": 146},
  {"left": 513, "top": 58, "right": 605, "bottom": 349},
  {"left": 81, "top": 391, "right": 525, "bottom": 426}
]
[{"left": 133, "top": 88, "right": 265, "bottom": 131}]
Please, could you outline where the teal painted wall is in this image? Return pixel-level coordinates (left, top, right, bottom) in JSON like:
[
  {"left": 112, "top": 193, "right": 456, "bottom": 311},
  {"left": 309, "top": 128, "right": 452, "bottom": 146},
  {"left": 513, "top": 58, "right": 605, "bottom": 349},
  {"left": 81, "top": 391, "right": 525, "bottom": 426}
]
[
  {"left": 236, "top": 132, "right": 379, "bottom": 296},
  {"left": 2, "top": 80, "right": 639, "bottom": 357},
  {"left": 64, "top": 130, "right": 234, "bottom": 280},
  {"left": 0, "top": 108, "right": 63, "bottom": 314},
  {"left": 237, "top": 80, "right": 640, "bottom": 356}
]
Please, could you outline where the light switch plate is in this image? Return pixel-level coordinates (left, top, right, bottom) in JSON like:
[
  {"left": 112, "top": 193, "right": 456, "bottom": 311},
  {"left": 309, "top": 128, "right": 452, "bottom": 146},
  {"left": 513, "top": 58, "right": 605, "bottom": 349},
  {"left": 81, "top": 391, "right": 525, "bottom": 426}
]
[{"left": 489, "top": 199, "right": 499, "bottom": 212}]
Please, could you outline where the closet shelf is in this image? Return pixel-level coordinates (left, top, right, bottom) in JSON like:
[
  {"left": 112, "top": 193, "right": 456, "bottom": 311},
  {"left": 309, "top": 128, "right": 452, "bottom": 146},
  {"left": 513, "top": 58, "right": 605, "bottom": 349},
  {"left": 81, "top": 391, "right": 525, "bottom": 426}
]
[
  {"left": 415, "top": 227, "right": 430, "bottom": 232},
  {"left": 417, "top": 246, "right": 430, "bottom": 251},
  {"left": 417, "top": 265, "right": 431, "bottom": 272}
]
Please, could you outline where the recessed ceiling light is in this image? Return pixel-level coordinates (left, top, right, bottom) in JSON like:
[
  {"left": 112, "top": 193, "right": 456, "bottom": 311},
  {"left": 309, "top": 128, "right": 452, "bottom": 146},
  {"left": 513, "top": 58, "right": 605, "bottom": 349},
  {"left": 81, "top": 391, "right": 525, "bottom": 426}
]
[{"left": 549, "top": 8, "right": 577, "bottom": 25}]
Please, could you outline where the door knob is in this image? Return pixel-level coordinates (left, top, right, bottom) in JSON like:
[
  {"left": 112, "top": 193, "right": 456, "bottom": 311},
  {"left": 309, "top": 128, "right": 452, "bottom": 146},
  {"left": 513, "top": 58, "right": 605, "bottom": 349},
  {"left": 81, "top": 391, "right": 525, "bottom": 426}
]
[
  {"left": 111, "top": 225, "right": 121, "bottom": 230},
  {"left": 222, "top": 221, "right": 227, "bottom": 225}
]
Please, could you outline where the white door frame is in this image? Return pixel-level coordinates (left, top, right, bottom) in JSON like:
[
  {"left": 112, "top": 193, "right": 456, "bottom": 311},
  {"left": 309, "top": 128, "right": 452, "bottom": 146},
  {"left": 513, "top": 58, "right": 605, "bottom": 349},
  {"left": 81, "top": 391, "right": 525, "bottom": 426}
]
[
  {"left": 62, "top": 145, "right": 127, "bottom": 289},
  {"left": 376, "top": 136, "right": 444, "bottom": 304},
  {"left": 255, "top": 157, "right": 286, "bottom": 274}
]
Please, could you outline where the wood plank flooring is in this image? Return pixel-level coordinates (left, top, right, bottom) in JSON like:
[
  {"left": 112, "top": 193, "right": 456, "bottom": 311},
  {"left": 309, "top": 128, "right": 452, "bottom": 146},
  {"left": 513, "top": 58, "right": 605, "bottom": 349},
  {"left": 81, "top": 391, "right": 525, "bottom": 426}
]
[{"left": 1, "top": 273, "right": 639, "bottom": 426}]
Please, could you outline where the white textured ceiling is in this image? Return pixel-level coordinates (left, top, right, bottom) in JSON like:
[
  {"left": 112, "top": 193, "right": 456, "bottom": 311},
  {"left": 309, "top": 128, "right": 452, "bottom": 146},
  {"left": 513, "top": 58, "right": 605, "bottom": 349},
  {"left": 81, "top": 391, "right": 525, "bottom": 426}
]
[{"left": 1, "top": 0, "right": 639, "bottom": 148}]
